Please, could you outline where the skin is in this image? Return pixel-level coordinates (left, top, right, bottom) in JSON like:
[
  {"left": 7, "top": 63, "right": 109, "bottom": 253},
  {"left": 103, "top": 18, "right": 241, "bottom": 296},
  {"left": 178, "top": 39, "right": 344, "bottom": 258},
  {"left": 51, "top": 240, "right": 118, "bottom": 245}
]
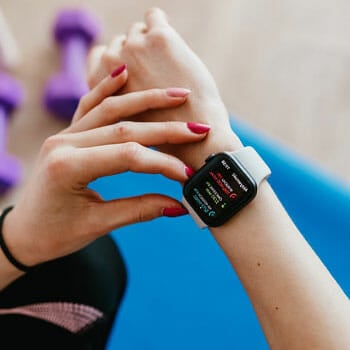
[
  {"left": 87, "top": 12, "right": 243, "bottom": 170},
  {"left": 1, "top": 7, "right": 349, "bottom": 349},
  {"left": 86, "top": 8, "right": 350, "bottom": 349},
  {"left": 0, "top": 67, "right": 211, "bottom": 289}
]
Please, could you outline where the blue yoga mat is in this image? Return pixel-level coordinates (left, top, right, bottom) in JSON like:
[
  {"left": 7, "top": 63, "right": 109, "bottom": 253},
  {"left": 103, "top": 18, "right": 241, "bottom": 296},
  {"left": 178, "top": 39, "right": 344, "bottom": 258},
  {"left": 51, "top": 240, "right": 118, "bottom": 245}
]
[{"left": 90, "top": 117, "right": 350, "bottom": 350}]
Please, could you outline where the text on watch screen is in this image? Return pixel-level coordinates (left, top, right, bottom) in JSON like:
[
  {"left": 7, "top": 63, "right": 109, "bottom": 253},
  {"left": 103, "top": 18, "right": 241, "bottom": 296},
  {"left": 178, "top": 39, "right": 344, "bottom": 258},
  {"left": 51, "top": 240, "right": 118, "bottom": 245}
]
[{"left": 188, "top": 158, "right": 251, "bottom": 220}]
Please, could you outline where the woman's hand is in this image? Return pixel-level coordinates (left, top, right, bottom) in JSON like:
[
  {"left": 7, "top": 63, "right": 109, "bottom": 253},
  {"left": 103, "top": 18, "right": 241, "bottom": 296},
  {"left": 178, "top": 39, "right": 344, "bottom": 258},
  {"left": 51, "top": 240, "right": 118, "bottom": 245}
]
[
  {"left": 87, "top": 8, "right": 243, "bottom": 169},
  {"left": 81, "top": 10, "right": 350, "bottom": 350},
  {"left": 2, "top": 67, "right": 210, "bottom": 267}
]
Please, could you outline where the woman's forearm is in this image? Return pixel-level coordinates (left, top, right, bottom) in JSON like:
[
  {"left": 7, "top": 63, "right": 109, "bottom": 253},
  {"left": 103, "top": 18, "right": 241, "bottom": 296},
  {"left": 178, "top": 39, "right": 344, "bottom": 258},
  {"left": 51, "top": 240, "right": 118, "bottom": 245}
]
[
  {"left": 0, "top": 232, "right": 24, "bottom": 291},
  {"left": 171, "top": 102, "right": 350, "bottom": 348},
  {"left": 0, "top": 252, "right": 23, "bottom": 291},
  {"left": 168, "top": 101, "right": 350, "bottom": 348},
  {"left": 0, "top": 209, "right": 24, "bottom": 291},
  {"left": 211, "top": 182, "right": 350, "bottom": 349}
]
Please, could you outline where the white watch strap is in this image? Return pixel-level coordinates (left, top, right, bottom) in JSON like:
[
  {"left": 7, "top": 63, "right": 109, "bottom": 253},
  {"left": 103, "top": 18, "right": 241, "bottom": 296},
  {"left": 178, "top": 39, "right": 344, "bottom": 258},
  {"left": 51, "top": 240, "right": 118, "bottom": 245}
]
[
  {"left": 182, "top": 146, "right": 271, "bottom": 229},
  {"left": 228, "top": 146, "right": 271, "bottom": 185},
  {"left": 182, "top": 197, "right": 207, "bottom": 229}
]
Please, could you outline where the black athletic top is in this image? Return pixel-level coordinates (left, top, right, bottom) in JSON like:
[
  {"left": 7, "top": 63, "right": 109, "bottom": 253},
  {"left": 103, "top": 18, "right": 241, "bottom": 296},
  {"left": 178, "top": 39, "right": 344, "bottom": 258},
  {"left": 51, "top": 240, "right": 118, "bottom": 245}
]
[{"left": 0, "top": 235, "right": 127, "bottom": 349}]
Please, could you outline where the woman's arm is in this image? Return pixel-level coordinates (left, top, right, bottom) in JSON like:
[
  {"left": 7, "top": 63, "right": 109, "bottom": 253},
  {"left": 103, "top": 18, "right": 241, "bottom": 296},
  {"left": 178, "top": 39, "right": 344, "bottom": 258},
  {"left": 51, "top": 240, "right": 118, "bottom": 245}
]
[
  {"left": 211, "top": 182, "right": 350, "bottom": 349},
  {"left": 0, "top": 66, "right": 211, "bottom": 291},
  {"left": 0, "top": 247, "right": 24, "bottom": 290},
  {"left": 87, "top": 8, "right": 350, "bottom": 349}
]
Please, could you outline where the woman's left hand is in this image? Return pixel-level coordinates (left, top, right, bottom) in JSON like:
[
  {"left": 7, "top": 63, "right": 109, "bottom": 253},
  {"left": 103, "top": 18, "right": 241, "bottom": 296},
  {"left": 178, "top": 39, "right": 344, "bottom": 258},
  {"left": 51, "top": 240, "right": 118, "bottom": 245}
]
[{"left": 2, "top": 67, "right": 210, "bottom": 268}]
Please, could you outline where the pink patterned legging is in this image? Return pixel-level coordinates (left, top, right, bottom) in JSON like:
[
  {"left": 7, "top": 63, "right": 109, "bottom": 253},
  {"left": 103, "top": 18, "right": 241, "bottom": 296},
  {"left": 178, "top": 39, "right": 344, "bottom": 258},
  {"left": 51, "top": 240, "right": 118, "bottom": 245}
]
[{"left": 0, "top": 235, "right": 127, "bottom": 349}]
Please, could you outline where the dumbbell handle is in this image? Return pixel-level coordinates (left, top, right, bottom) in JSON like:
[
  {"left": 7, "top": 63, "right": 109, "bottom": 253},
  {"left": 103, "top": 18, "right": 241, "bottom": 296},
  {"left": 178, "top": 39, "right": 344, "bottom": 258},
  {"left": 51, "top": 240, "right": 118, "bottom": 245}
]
[
  {"left": 61, "top": 36, "right": 89, "bottom": 78},
  {"left": 0, "top": 72, "right": 22, "bottom": 193},
  {"left": 0, "top": 105, "right": 7, "bottom": 154}
]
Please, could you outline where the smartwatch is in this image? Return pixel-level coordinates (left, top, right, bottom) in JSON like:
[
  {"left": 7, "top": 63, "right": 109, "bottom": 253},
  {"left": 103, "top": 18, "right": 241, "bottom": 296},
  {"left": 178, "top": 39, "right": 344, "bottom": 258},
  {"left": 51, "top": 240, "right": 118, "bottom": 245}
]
[{"left": 182, "top": 146, "right": 271, "bottom": 228}]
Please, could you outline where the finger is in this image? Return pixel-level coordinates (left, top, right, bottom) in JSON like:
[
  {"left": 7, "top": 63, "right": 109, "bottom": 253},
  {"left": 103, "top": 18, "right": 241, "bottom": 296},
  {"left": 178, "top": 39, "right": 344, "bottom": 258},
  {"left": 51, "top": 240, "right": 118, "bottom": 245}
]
[
  {"left": 75, "top": 143, "right": 190, "bottom": 185},
  {"left": 127, "top": 21, "right": 147, "bottom": 40},
  {"left": 145, "top": 7, "right": 169, "bottom": 28},
  {"left": 63, "top": 121, "right": 211, "bottom": 148},
  {"left": 90, "top": 194, "right": 187, "bottom": 235},
  {"left": 87, "top": 45, "right": 108, "bottom": 89},
  {"left": 102, "top": 35, "right": 126, "bottom": 72},
  {"left": 70, "top": 64, "right": 128, "bottom": 125},
  {"left": 71, "top": 87, "right": 191, "bottom": 132}
]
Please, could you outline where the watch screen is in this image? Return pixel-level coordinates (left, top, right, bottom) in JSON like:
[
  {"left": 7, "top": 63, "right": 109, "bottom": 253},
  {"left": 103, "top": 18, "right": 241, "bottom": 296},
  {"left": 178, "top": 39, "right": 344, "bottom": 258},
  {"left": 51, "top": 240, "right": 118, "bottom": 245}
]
[{"left": 183, "top": 153, "right": 257, "bottom": 227}]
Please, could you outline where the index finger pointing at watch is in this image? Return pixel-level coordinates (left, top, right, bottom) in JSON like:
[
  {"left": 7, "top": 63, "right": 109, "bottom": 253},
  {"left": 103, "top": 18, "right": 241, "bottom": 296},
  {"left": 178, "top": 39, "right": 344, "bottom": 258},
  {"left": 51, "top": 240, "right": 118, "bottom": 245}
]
[
  {"left": 76, "top": 143, "right": 190, "bottom": 185},
  {"left": 145, "top": 7, "right": 169, "bottom": 28}
]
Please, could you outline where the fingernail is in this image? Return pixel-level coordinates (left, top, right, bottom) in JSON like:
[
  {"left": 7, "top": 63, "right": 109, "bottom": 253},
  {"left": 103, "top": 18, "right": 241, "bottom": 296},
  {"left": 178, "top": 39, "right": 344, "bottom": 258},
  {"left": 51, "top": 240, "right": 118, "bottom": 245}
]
[
  {"left": 166, "top": 88, "right": 191, "bottom": 98},
  {"left": 162, "top": 207, "right": 188, "bottom": 217},
  {"left": 185, "top": 165, "right": 195, "bottom": 177},
  {"left": 111, "top": 64, "right": 127, "bottom": 78},
  {"left": 187, "top": 122, "right": 211, "bottom": 134}
]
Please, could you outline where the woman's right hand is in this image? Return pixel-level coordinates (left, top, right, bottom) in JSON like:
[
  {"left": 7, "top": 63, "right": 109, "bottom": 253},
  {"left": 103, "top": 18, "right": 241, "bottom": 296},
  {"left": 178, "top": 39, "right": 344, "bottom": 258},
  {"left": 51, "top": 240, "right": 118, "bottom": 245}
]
[
  {"left": 2, "top": 66, "right": 210, "bottom": 270},
  {"left": 87, "top": 8, "right": 243, "bottom": 170}
]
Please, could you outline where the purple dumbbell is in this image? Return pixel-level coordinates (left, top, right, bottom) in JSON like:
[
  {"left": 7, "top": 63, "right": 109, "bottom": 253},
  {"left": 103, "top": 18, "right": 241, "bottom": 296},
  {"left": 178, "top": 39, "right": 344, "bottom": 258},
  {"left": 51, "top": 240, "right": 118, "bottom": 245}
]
[
  {"left": 0, "top": 71, "right": 23, "bottom": 194},
  {"left": 44, "top": 9, "right": 101, "bottom": 121}
]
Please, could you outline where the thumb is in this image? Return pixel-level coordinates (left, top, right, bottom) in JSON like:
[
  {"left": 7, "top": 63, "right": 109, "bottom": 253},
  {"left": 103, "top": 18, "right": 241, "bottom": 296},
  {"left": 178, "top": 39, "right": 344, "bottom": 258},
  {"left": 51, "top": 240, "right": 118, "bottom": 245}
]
[
  {"left": 87, "top": 45, "right": 108, "bottom": 89},
  {"left": 94, "top": 194, "right": 188, "bottom": 233}
]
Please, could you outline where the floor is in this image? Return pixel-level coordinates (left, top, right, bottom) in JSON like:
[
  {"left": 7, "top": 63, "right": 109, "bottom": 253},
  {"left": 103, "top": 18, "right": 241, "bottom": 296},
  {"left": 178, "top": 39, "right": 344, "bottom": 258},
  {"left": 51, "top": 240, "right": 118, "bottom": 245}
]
[{"left": 1, "top": 0, "right": 350, "bottom": 208}]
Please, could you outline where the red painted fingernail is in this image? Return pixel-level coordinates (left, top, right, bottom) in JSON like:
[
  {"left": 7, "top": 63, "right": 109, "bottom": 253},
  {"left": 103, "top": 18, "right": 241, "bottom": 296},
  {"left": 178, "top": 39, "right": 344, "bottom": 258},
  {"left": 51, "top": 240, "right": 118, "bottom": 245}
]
[
  {"left": 162, "top": 207, "right": 188, "bottom": 217},
  {"left": 111, "top": 64, "right": 127, "bottom": 78},
  {"left": 187, "top": 122, "right": 211, "bottom": 134},
  {"left": 185, "top": 165, "right": 195, "bottom": 177},
  {"left": 166, "top": 88, "right": 191, "bottom": 98}
]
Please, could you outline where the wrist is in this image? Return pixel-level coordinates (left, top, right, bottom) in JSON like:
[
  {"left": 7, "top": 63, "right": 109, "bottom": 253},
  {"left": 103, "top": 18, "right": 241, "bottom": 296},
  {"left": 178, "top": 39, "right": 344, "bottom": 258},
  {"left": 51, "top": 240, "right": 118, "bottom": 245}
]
[
  {"left": 209, "top": 181, "right": 288, "bottom": 254},
  {"left": 173, "top": 101, "right": 244, "bottom": 169},
  {"left": 0, "top": 209, "right": 26, "bottom": 290},
  {"left": 2, "top": 207, "right": 38, "bottom": 268},
  {"left": 0, "top": 248, "right": 24, "bottom": 290},
  {"left": 182, "top": 142, "right": 271, "bottom": 229},
  {"left": 206, "top": 175, "right": 302, "bottom": 250}
]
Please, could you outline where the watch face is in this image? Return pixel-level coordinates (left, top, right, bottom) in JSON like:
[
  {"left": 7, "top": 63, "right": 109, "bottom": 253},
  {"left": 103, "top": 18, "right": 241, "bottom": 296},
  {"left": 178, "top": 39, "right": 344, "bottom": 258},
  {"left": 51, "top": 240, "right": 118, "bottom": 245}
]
[{"left": 183, "top": 153, "right": 257, "bottom": 227}]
